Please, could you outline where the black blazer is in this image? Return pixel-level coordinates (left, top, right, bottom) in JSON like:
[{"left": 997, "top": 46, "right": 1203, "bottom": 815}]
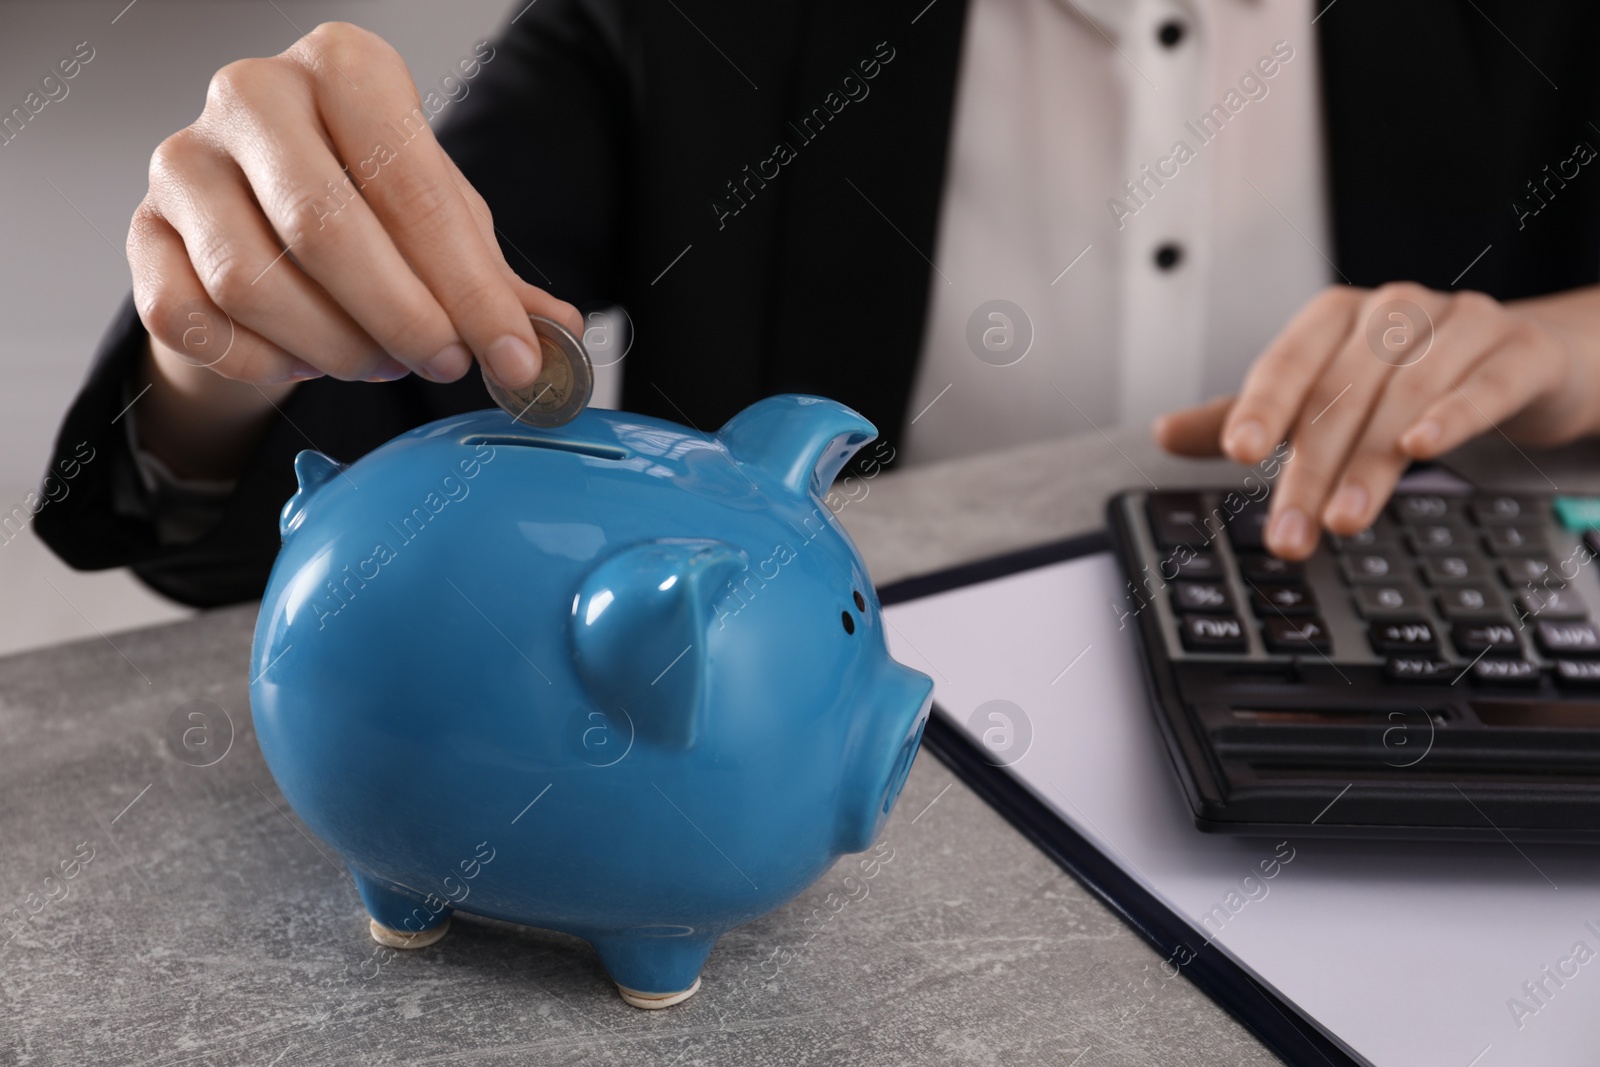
[{"left": 36, "top": 0, "right": 1600, "bottom": 606}]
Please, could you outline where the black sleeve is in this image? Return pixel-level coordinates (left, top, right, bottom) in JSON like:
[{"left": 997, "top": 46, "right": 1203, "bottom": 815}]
[
  {"left": 437, "top": 0, "right": 630, "bottom": 303},
  {"left": 31, "top": 0, "right": 629, "bottom": 609}
]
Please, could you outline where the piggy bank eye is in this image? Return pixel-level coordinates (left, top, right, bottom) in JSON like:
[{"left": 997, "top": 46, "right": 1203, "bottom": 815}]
[
  {"left": 841, "top": 611, "right": 856, "bottom": 635},
  {"left": 852, "top": 590, "right": 866, "bottom": 612}
]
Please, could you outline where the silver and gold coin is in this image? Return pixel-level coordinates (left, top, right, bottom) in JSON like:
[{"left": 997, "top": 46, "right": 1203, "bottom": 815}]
[{"left": 482, "top": 314, "right": 594, "bottom": 428}]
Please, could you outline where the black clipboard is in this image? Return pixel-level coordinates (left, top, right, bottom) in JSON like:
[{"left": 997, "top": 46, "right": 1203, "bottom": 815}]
[{"left": 877, "top": 531, "right": 1360, "bottom": 1067}]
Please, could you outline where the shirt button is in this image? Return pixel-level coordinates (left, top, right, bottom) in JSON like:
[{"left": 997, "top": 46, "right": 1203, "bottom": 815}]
[
  {"left": 1154, "top": 243, "right": 1184, "bottom": 271},
  {"left": 1157, "top": 20, "right": 1186, "bottom": 48}
]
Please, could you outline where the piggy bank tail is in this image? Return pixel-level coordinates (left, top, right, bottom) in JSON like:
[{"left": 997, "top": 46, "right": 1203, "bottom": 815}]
[{"left": 279, "top": 450, "right": 345, "bottom": 538}]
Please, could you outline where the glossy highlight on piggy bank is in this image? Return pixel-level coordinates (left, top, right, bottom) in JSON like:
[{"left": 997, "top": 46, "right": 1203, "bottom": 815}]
[{"left": 248, "top": 394, "right": 934, "bottom": 1008}]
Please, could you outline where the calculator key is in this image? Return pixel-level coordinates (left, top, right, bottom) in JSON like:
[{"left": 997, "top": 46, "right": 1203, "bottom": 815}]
[
  {"left": 1471, "top": 495, "right": 1537, "bottom": 526},
  {"left": 1406, "top": 523, "right": 1474, "bottom": 554},
  {"left": 1146, "top": 492, "right": 1207, "bottom": 548},
  {"left": 1451, "top": 621, "right": 1521, "bottom": 656},
  {"left": 1172, "top": 581, "right": 1234, "bottom": 614},
  {"left": 1353, "top": 582, "right": 1428, "bottom": 619},
  {"left": 1384, "top": 656, "right": 1458, "bottom": 683},
  {"left": 1483, "top": 525, "right": 1546, "bottom": 556},
  {"left": 1225, "top": 503, "right": 1269, "bottom": 552},
  {"left": 1180, "top": 614, "right": 1248, "bottom": 653},
  {"left": 1517, "top": 588, "right": 1589, "bottom": 621},
  {"left": 1332, "top": 524, "right": 1399, "bottom": 550},
  {"left": 1470, "top": 658, "right": 1540, "bottom": 686},
  {"left": 1501, "top": 558, "right": 1563, "bottom": 588},
  {"left": 1555, "top": 659, "right": 1600, "bottom": 686},
  {"left": 1262, "top": 615, "right": 1331, "bottom": 654},
  {"left": 1436, "top": 584, "right": 1508, "bottom": 621},
  {"left": 1165, "top": 551, "right": 1224, "bottom": 581},
  {"left": 1236, "top": 553, "right": 1304, "bottom": 584},
  {"left": 1554, "top": 496, "right": 1600, "bottom": 532},
  {"left": 1419, "top": 554, "right": 1491, "bottom": 586},
  {"left": 1391, "top": 494, "right": 1459, "bottom": 523},
  {"left": 1250, "top": 583, "right": 1317, "bottom": 616},
  {"left": 1534, "top": 620, "right": 1600, "bottom": 657},
  {"left": 1341, "top": 551, "right": 1409, "bottom": 584},
  {"left": 1369, "top": 619, "right": 1437, "bottom": 654}
]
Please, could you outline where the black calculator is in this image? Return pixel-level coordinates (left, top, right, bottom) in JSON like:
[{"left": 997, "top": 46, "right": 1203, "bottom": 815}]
[{"left": 1106, "top": 485, "right": 1600, "bottom": 841}]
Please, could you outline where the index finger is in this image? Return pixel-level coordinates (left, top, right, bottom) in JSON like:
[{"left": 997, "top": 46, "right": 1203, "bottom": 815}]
[
  {"left": 294, "top": 25, "right": 543, "bottom": 389},
  {"left": 1220, "top": 287, "right": 1361, "bottom": 465}
]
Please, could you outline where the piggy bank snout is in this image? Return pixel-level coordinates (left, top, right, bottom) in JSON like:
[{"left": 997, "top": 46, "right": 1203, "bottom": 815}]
[
  {"left": 879, "top": 661, "right": 935, "bottom": 810},
  {"left": 837, "top": 660, "right": 934, "bottom": 854}
]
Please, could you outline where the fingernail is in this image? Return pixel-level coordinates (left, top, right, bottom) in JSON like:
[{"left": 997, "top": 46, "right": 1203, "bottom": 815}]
[
  {"left": 283, "top": 359, "right": 324, "bottom": 382},
  {"left": 485, "top": 334, "right": 539, "bottom": 389},
  {"left": 1268, "top": 507, "right": 1311, "bottom": 555},
  {"left": 365, "top": 356, "right": 410, "bottom": 383},
  {"left": 1403, "top": 419, "right": 1443, "bottom": 453},
  {"left": 1327, "top": 485, "right": 1368, "bottom": 526},
  {"left": 421, "top": 343, "right": 472, "bottom": 383},
  {"left": 1224, "top": 420, "right": 1267, "bottom": 461}
]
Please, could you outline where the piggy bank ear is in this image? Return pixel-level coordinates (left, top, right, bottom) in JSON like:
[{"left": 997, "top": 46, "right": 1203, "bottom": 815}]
[
  {"left": 571, "top": 539, "right": 748, "bottom": 748},
  {"left": 717, "top": 395, "right": 877, "bottom": 498},
  {"left": 279, "top": 450, "right": 344, "bottom": 538}
]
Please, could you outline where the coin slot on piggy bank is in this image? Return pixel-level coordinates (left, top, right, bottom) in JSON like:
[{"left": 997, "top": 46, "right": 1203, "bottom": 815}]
[{"left": 460, "top": 432, "right": 630, "bottom": 462}]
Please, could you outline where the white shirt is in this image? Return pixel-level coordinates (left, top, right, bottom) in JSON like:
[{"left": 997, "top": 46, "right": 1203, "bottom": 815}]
[{"left": 902, "top": 0, "right": 1332, "bottom": 464}]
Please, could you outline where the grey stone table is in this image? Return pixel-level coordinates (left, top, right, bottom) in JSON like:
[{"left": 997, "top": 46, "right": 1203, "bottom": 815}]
[{"left": 5, "top": 425, "right": 1596, "bottom": 1067}]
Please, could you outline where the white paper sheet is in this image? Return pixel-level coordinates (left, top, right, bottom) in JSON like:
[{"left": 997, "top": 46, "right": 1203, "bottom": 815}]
[{"left": 883, "top": 551, "right": 1600, "bottom": 1067}]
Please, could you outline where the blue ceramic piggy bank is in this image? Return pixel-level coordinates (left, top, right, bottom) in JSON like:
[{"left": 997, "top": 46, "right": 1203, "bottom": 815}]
[{"left": 248, "top": 395, "right": 933, "bottom": 1008}]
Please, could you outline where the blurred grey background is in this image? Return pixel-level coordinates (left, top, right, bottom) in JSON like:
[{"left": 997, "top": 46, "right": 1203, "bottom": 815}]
[{"left": 0, "top": 0, "right": 553, "bottom": 655}]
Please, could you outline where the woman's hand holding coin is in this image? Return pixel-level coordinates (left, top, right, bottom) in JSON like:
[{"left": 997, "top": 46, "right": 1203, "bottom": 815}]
[{"left": 126, "top": 22, "right": 581, "bottom": 477}]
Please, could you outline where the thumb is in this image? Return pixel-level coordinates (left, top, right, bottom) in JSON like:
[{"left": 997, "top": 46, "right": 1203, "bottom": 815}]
[{"left": 1153, "top": 394, "right": 1236, "bottom": 457}]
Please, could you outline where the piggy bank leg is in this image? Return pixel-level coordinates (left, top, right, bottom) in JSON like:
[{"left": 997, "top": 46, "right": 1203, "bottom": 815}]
[
  {"left": 352, "top": 870, "right": 454, "bottom": 949},
  {"left": 591, "top": 932, "right": 717, "bottom": 1009}
]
